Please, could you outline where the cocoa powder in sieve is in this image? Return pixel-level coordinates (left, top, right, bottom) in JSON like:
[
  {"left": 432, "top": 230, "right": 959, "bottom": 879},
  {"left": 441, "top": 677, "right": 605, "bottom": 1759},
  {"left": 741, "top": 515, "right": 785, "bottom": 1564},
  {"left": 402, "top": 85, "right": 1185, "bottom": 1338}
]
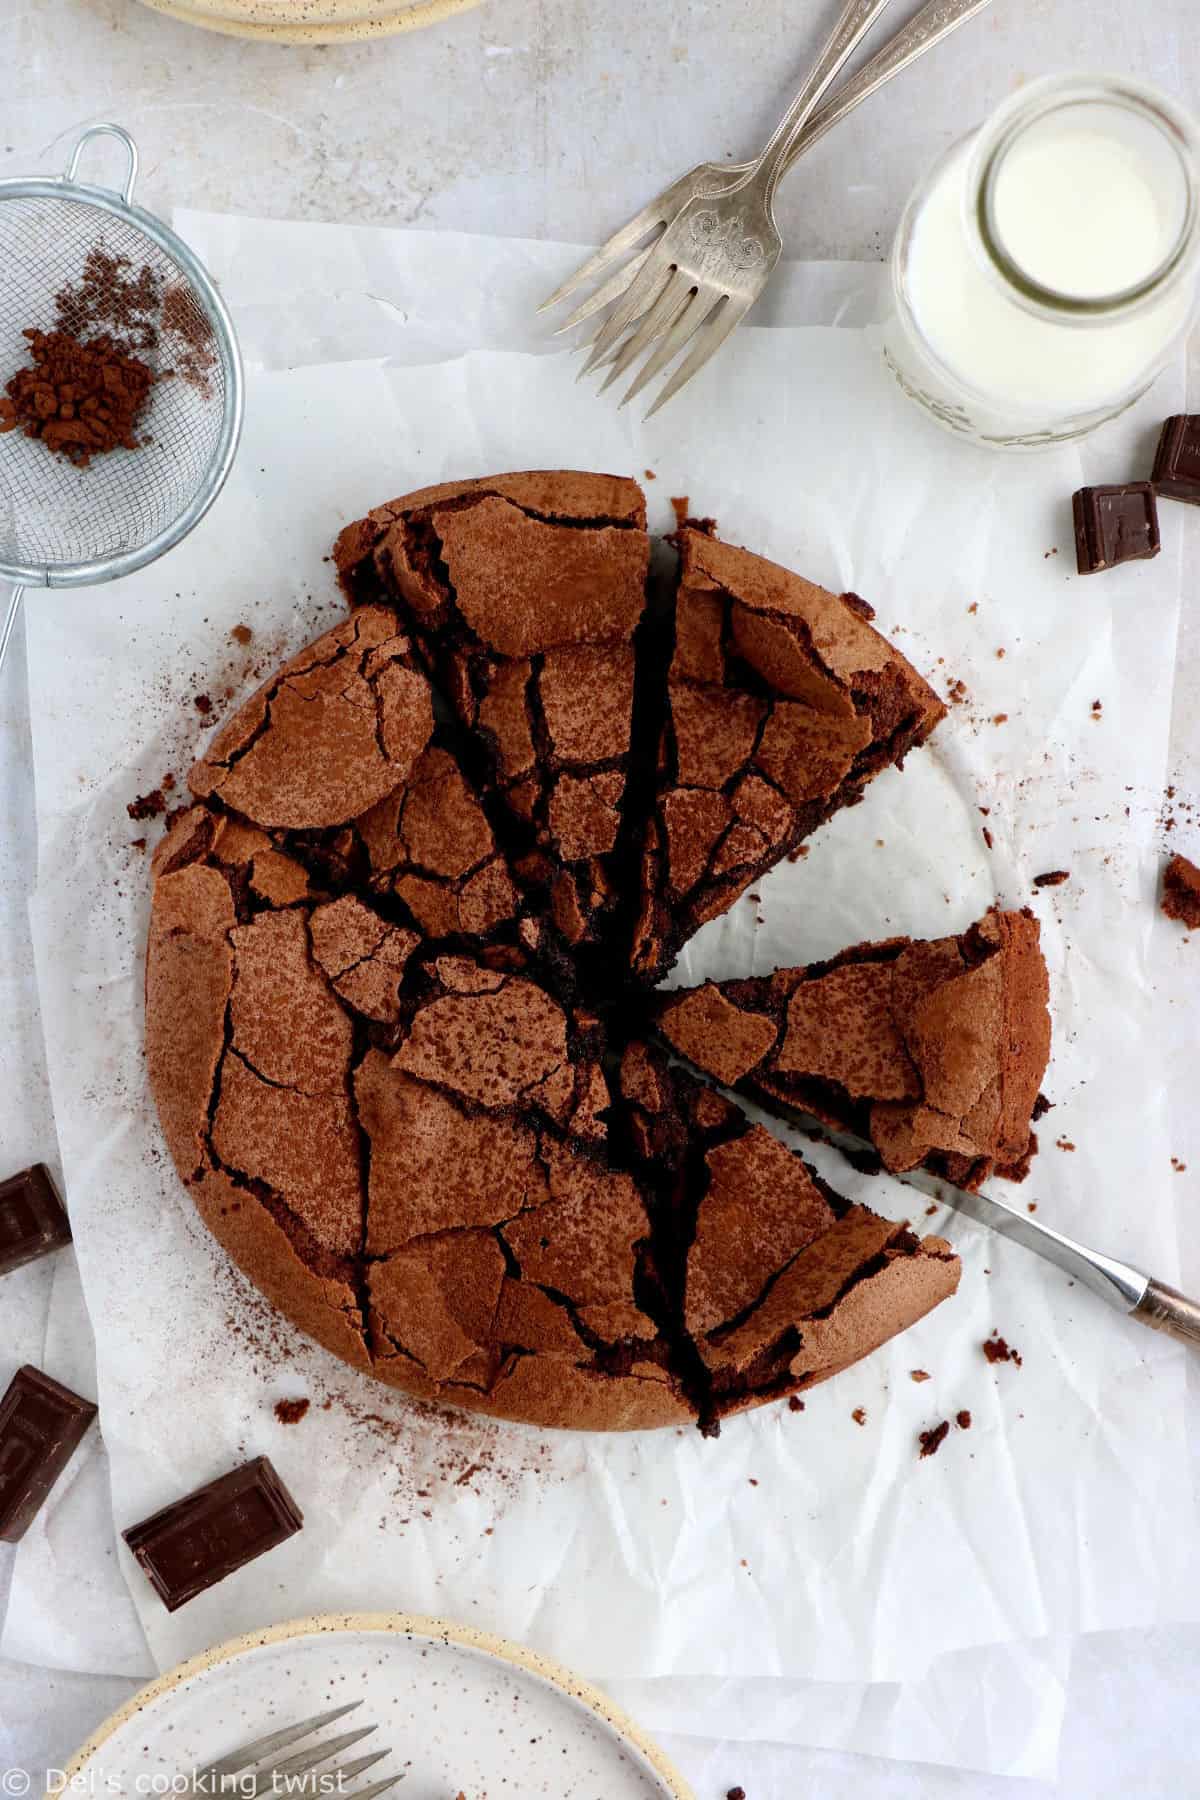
[{"left": 0, "top": 328, "right": 156, "bottom": 467}]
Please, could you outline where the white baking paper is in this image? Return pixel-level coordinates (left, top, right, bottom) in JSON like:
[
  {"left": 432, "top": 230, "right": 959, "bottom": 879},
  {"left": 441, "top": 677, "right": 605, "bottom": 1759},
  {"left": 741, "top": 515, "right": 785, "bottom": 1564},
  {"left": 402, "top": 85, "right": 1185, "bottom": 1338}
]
[{"left": 17, "top": 323, "right": 1197, "bottom": 1729}]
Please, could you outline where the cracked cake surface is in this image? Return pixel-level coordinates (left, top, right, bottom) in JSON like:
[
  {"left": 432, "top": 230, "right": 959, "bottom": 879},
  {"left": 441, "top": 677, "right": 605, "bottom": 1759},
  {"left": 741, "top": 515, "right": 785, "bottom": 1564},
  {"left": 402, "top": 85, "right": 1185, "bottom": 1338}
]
[
  {"left": 631, "top": 527, "right": 947, "bottom": 984},
  {"left": 656, "top": 906, "right": 1051, "bottom": 1190},
  {"left": 146, "top": 470, "right": 967, "bottom": 1433}
]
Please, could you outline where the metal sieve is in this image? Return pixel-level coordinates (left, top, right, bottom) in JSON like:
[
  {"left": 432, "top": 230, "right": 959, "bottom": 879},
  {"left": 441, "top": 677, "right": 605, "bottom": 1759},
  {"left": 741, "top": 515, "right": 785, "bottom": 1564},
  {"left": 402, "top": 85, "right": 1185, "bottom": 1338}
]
[{"left": 0, "top": 124, "right": 244, "bottom": 672}]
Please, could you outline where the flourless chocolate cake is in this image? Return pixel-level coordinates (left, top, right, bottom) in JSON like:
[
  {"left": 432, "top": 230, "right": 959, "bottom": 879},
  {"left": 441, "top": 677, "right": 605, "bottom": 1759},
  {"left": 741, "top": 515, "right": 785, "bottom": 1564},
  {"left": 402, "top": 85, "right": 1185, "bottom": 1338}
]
[
  {"left": 144, "top": 471, "right": 997, "bottom": 1433},
  {"left": 656, "top": 908, "right": 1051, "bottom": 1191}
]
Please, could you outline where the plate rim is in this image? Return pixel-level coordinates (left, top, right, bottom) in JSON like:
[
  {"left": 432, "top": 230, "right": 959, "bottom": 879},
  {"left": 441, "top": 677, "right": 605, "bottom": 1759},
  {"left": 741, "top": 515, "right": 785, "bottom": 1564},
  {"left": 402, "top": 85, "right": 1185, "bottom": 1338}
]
[
  {"left": 59, "top": 1609, "right": 696, "bottom": 1800},
  {"left": 133, "top": 0, "right": 483, "bottom": 44}
]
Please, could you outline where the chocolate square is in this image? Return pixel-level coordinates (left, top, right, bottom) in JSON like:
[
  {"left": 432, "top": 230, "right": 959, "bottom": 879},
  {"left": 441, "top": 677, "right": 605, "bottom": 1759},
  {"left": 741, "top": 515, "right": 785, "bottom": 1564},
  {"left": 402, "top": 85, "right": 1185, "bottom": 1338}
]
[
  {"left": 1072, "top": 483, "right": 1161, "bottom": 575},
  {"left": 123, "top": 1456, "right": 303, "bottom": 1611},
  {"left": 0, "top": 1365, "right": 97, "bottom": 1542},
  {"left": 0, "top": 1164, "right": 72, "bottom": 1277},
  {"left": 1152, "top": 415, "right": 1200, "bottom": 504}
]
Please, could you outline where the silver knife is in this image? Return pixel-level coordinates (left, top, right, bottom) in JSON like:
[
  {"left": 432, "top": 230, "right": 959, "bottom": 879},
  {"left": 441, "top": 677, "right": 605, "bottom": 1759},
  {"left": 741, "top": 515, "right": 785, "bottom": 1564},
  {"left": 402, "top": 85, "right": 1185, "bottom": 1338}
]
[{"left": 908, "top": 1175, "right": 1200, "bottom": 1350}]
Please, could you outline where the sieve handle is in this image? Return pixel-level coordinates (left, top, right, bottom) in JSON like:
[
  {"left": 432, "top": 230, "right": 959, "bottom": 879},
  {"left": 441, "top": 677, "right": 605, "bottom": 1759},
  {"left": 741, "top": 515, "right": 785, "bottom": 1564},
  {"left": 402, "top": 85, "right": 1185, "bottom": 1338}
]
[
  {"left": 0, "top": 588, "right": 24, "bottom": 678},
  {"left": 64, "top": 124, "right": 139, "bottom": 206}
]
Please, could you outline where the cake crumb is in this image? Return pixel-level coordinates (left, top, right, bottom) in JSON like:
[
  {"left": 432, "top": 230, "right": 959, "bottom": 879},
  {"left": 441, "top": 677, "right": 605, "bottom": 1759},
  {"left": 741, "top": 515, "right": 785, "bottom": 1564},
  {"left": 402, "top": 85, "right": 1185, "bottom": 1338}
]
[
  {"left": 982, "top": 826, "right": 994, "bottom": 849},
  {"left": 925, "top": 1202, "right": 938, "bottom": 1216},
  {"left": 727, "top": 1789, "right": 747, "bottom": 1800},
  {"left": 1027, "top": 1202, "right": 1038, "bottom": 1213},
  {"left": 851, "top": 1407, "right": 867, "bottom": 1426},
  {"left": 946, "top": 677, "right": 970, "bottom": 705},
  {"left": 129, "top": 836, "right": 147, "bottom": 852},
  {"left": 910, "top": 1369, "right": 931, "bottom": 1383},
  {"left": 194, "top": 692, "right": 213, "bottom": 715},
  {"left": 1171, "top": 1157, "right": 1187, "bottom": 1173},
  {"left": 1033, "top": 869, "right": 1069, "bottom": 888},
  {"left": 787, "top": 1396, "right": 805, "bottom": 1413},
  {"left": 995, "top": 647, "right": 1006, "bottom": 659},
  {"left": 273, "top": 1397, "right": 310, "bottom": 1425},
  {"left": 956, "top": 1409, "right": 972, "bottom": 1430},
  {"left": 983, "top": 1335, "right": 1022, "bottom": 1367},
  {"left": 992, "top": 712, "right": 1009, "bottom": 725},
  {"left": 127, "top": 787, "right": 166, "bottom": 821},
  {"left": 919, "top": 1420, "right": 950, "bottom": 1458},
  {"left": 644, "top": 468, "right": 657, "bottom": 480},
  {"left": 1056, "top": 1137, "right": 1075, "bottom": 1152},
  {"left": 1162, "top": 854, "right": 1200, "bottom": 930},
  {"left": 967, "top": 601, "right": 979, "bottom": 613}
]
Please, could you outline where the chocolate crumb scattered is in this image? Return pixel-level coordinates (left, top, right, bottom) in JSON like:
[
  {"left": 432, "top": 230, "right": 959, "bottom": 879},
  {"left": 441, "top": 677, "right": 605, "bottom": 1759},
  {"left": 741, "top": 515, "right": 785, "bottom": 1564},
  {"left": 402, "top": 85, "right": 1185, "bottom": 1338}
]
[
  {"left": 982, "top": 826, "right": 994, "bottom": 849},
  {"left": 1171, "top": 1157, "right": 1187, "bottom": 1173},
  {"left": 727, "top": 1788, "right": 747, "bottom": 1800},
  {"left": 910, "top": 1370, "right": 931, "bottom": 1383},
  {"left": 644, "top": 468, "right": 657, "bottom": 480},
  {"left": 1056, "top": 1137, "right": 1075, "bottom": 1152},
  {"left": 231, "top": 624, "right": 254, "bottom": 646},
  {"left": 983, "top": 1335, "right": 1022, "bottom": 1367},
  {"left": 273, "top": 1397, "right": 310, "bottom": 1425},
  {"left": 161, "top": 773, "right": 176, "bottom": 792},
  {"left": 1162, "top": 854, "right": 1200, "bottom": 930},
  {"left": 194, "top": 693, "right": 213, "bottom": 715},
  {"left": 947, "top": 678, "right": 970, "bottom": 705},
  {"left": 919, "top": 1420, "right": 950, "bottom": 1458},
  {"left": 787, "top": 1396, "right": 805, "bottom": 1413},
  {"left": 956, "top": 1409, "right": 972, "bottom": 1430},
  {"left": 1027, "top": 1202, "right": 1038, "bottom": 1213},
  {"left": 992, "top": 713, "right": 1009, "bottom": 725},
  {"left": 129, "top": 837, "right": 147, "bottom": 852},
  {"left": 851, "top": 1407, "right": 867, "bottom": 1426},
  {"left": 967, "top": 602, "right": 979, "bottom": 614},
  {"left": 127, "top": 788, "right": 167, "bottom": 821},
  {"left": 1033, "top": 870, "right": 1069, "bottom": 888}
]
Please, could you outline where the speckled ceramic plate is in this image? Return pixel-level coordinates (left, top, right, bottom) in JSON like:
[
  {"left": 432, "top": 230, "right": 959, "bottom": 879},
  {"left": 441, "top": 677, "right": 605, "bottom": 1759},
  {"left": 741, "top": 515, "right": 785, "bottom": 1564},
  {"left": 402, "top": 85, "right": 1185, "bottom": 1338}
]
[
  {"left": 133, "top": 0, "right": 482, "bottom": 46},
  {"left": 61, "top": 1613, "right": 693, "bottom": 1799}
]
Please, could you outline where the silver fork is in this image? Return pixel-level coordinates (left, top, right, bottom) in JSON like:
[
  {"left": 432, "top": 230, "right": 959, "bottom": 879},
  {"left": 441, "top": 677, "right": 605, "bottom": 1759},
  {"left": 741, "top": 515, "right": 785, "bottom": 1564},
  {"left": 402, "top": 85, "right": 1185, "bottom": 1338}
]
[
  {"left": 192, "top": 1702, "right": 403, "bottom": 1799},
  {"left": 543, "top": 0, "right": 993, "bottom": 415}
]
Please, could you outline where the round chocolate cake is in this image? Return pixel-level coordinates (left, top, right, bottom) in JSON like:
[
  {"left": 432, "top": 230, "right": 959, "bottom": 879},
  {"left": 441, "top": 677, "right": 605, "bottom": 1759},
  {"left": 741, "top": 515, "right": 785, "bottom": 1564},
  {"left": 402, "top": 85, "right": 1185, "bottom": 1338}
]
[{"left": 145, "top": 471, "right": 1000, "bottom": 1433}]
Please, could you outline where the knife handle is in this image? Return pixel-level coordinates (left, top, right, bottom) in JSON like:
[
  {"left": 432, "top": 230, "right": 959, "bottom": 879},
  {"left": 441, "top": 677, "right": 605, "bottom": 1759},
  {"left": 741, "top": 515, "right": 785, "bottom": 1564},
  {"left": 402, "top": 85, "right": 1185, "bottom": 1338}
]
[{"left": 1131, "top": 1279, "right": 1200, "bottom": 1349}]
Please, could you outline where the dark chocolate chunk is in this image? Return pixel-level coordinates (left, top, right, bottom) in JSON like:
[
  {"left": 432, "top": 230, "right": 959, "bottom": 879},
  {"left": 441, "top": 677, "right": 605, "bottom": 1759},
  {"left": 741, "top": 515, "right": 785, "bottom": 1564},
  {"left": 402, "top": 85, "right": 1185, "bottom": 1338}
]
[
  {"left": 122, "top": 1455, "right": 302, "bottom": 1611},
  {"left": 1072, "top": 483, "right": 1160, "bottom": 575},
  {"left": 0, "top": 1365, "right": 97, "bottom": 1542},
  {"left": 0, "top": 1164, "right": 72, "bottom": 1277},
  {"left": 1152, "top": 414, "right": 1200, "bottom": 504}
]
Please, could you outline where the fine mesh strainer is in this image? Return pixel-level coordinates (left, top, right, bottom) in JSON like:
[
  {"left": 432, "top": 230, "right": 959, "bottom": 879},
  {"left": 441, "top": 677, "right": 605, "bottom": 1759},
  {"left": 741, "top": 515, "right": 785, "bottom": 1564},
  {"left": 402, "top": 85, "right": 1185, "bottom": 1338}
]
[{"left": 0, "top": 123, "right": 243, "bottom": 672}]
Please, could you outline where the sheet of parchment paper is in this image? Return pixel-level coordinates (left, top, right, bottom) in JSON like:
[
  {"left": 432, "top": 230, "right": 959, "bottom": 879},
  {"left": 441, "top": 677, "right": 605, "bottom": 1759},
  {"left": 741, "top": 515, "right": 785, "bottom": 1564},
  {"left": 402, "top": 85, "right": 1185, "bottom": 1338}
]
[{"left": 19, "top": 329, "right": 1196, "bottom": 1724}]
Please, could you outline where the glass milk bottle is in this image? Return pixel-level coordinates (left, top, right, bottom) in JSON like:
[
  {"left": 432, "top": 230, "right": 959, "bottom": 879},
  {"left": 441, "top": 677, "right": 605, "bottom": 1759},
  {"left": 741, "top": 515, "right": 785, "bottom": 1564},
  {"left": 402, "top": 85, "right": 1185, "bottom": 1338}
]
[{"left": 883, "top": 76, "right": 1200, "bottom": 449}]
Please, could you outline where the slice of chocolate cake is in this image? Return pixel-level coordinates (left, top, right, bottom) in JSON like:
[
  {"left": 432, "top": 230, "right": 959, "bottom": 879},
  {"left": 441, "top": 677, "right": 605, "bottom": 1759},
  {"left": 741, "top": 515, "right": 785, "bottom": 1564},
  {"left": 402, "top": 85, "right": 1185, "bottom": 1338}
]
[
  {"left": 631, "top": 527, "right": 946, "bottom": 984},
  {"left": 618, "top": 1042, "right": 960, "bottom": 1432},
  {"left": 656, "top": 907, "right": 1051, "bottom": 1190},
  {"left": 333, "top": 473, "right": 651, "bottom": 973}
]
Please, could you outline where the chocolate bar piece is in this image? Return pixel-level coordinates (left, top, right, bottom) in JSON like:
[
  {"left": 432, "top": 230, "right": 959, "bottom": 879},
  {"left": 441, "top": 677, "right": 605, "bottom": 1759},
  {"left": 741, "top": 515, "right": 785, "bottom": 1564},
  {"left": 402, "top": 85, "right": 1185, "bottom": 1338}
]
[
  {"left": 1072, "top": 483, "right": 1161, "bottom": 576},
  {"left": 0, "top": 1164, "right": 72, "bottom": 1277},
  {"left": 1152, "top": 415, "right": 1200, "bottom": 504},
  {"left": 0, "top": 1365, "right": 97, "bottom": 1542},
  {"left": 123, "top": 1456, "right": 303, "bottom": 1611}
]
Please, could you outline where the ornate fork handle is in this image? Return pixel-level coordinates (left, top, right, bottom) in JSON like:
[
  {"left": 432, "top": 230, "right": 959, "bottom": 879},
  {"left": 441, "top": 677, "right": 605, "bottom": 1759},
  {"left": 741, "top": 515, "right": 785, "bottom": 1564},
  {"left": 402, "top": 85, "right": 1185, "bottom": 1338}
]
[
  {"left": 780, "top": 0, "right": 994, "bottom": 175},
  {"left": 748, "top": 0, "right": 900, "bottom": 204}
]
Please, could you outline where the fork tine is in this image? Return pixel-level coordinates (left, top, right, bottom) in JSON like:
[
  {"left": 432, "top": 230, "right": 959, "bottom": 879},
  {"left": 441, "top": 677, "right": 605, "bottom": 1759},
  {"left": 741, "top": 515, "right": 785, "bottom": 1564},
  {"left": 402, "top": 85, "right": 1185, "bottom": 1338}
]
[
  {"left": 644, "top": 294, "right": 746, "bottom": 418},
  {"left": 538, "top": 197, "right": 673, "bottom": 313},
  {"left": 554, "top": 244, "right": 652, "bottom": 336},
  {"left": 204, "top": 1705, "right": 363, "bottom": 1778},
  {"left": 577, "top": 250, "right": 673, "bottom": 379},
  {"left": 272, "top": 1725, "right": 377, "bottom": 1780},
  {"left": 328, "top": 1750, "right": 392, "bottom": 1784},
  {"left": 598, "top": 272, "right": 693, "bottom": 393},
  {"left": 618, "top": 288, "right": 709, "bottom": 409}
]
